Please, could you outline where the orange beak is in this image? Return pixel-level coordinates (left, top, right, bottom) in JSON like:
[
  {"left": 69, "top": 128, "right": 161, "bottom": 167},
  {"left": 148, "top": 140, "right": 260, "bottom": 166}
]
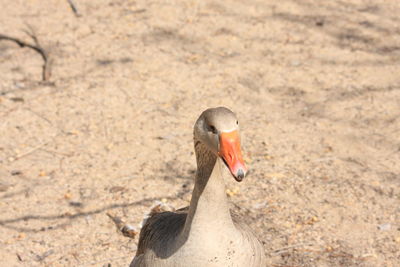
[{"left": 218, "top": 130, "right": 248, "bottom": 182}]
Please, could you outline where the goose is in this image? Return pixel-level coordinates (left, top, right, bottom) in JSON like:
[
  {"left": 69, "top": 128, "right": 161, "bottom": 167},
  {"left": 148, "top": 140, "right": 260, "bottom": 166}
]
[{"left": 130, "top": 107, "right": 266, "bottom": 267}]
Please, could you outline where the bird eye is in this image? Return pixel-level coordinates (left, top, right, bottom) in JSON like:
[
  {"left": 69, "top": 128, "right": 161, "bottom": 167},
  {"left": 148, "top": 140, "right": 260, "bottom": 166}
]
[
  {"left": 209, "top": 125, "right": 217, "bottom": 134},
  {"left": 236, "top": 120, "right": 239, "bottom": 125}
]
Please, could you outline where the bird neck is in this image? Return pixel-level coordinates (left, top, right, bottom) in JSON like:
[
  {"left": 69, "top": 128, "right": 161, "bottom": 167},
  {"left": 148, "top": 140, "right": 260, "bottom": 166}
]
[{"left": 181, "top": 142, "right": 235, "bottom": 239}]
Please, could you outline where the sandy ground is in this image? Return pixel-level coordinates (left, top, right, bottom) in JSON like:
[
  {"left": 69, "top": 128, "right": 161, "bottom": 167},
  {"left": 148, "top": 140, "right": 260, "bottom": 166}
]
[{"left": 1, "top": 0, "right": 400, "bottom": 266}]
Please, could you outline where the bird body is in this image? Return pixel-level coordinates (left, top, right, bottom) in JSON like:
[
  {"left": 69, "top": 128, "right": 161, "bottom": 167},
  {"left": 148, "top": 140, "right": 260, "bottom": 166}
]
[{"left": 131, "top": 107, "right": 266, "bottom": 267}]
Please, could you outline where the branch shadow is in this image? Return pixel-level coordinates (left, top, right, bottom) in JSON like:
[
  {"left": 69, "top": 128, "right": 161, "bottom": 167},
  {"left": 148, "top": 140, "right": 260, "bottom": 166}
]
[
  {"left": 270, "top": 0, "right": 400, "bottom": 62},
  {"left": 0, "top": 196, "right": 177, "bottom": 233}
]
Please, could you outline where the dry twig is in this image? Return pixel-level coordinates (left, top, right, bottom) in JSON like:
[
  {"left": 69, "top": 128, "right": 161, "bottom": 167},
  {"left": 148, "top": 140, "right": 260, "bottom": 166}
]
[
  {"left": 66, "top": 0, "right": 81, "bottom": 17},
  {"left": 106, "top": 212, "right": 138, "bottom": 239},
  {"left": 12, "top": 142, "right": 49, "bottom": 161},
  {"left": 272, "top": 243, "right": 314, "bottom": 255},
  {"left": 0, "top": 26, "right": 52, "bottom": 81}
]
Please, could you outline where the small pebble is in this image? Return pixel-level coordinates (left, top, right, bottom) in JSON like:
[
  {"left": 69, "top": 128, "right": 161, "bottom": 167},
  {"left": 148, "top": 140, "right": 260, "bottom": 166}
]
[
  {"left": 0, "top": 184, "right": 9, "bottom": 192},
  {"left": 291, "top": 60, "right": 301, "bottom": 67},
  {"left": 253, "top": 201, "right": 268, "bottom": 209},
  {"left": 69, "top": 201, "right": 83, "bottom": 207},
  {"left": 378, "top": 223, "right": 391, "bottom": 231},
  {"left": 17, "top": 233, "right": 25, "bottom": 240},
  {"left": 11, "top": 170, "right": 22, "bottom": 176}
]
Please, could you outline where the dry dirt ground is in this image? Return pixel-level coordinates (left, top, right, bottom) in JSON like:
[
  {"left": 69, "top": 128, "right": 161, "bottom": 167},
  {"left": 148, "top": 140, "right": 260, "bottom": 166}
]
[{"left": 1, "top": 0, "right": 400, "bottom": 266}]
